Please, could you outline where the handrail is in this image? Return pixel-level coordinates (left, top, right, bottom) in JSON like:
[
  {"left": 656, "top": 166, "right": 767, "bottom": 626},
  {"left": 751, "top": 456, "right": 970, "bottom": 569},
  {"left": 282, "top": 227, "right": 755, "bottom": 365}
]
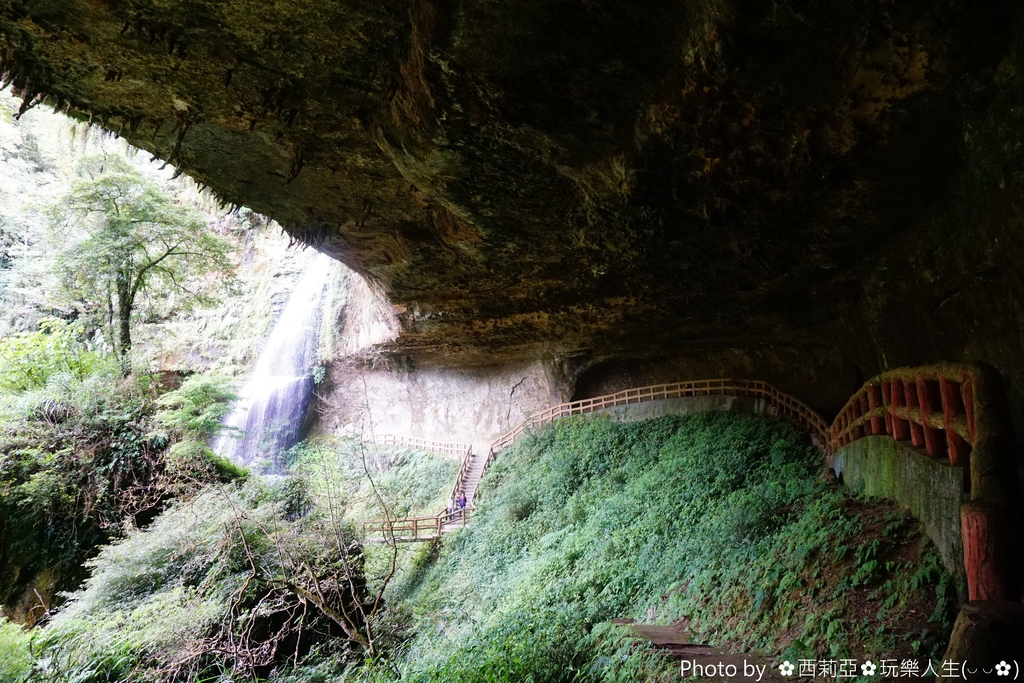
[
  {"left": 826, "top": 362, "right": 1017, "bottom": 602},
  {"left": 449, "top": 448, "right": 475, "bottom": 503},
  {"left": 376, "top": 434, "right": 472, "bottom": 459},
  {"left": 488, "top": 378, "right": 829, "bottom": 458},
  {"left": 362, "top": 506, "right": 475, "bottom": 543},
  {"left": 824, "top": 363, "right": 1013, "bottom": 502}
]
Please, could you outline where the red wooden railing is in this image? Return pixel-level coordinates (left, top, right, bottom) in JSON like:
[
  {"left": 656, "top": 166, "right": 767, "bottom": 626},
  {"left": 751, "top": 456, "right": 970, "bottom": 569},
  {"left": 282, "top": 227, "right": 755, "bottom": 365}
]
[
  {"left": 825, "top": 363, "right": 1018, "bottom": 603},
  {"left": 827, "top": 370, "right": 973, "bottom": 463}
]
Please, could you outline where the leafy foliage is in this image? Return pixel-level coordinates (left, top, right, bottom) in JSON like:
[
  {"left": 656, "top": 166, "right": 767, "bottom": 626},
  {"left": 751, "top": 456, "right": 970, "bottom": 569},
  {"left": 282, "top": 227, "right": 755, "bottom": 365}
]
[
  {"left": 154, "top": 374, "right": 237, "bottom": 440},
  {"left": 0, "top": 360, "right": 242, "bottom": 620},
  {"left": 152, "top": 373, "right": 248, "bottom": 483},
  {"left": 377, "top": 412, "right": 957, "bottom": 682},
  {"left": 0, "top": 318, "right": 102, "bottom": 391},
  {"left": 32, "top": 479, "right": 373, "bottom": 683},
  {"left": 8, "top": 434, "right": 460, "bottom": 682},
  {"left": 50, "top": 155, "right": 234, "bottom": 361},
  {"left": 0, "top": 364, "right": 162, "bottom": 619},
  {"left": 0, "top": 89, "right": 321, "bottom": 643},
  {"left": 0, "top": 617, "right": 32, "bottom": 682}
]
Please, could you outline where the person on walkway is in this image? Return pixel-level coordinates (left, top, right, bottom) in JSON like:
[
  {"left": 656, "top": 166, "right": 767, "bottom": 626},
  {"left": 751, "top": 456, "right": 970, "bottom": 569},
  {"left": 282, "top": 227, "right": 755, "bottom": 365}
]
[
  {"left": 447, "top": 496, "right": 455, "bottom": 517},
  {"left": 458, "top": 492, "right": 467, "bottom": 512}
]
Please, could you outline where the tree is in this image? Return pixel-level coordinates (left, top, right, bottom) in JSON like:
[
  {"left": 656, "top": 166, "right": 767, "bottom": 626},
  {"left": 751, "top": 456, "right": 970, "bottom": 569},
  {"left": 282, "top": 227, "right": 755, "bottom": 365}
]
[{"left": 50, "top": 155, "right": 233, "bottom": 369}]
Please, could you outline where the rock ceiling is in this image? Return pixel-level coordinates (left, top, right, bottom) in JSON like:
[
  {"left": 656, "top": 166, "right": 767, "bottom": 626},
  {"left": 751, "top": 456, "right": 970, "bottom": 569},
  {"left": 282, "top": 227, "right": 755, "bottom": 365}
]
[{"left": 3, "top": 0, "right": 1024, "bottom": 418}]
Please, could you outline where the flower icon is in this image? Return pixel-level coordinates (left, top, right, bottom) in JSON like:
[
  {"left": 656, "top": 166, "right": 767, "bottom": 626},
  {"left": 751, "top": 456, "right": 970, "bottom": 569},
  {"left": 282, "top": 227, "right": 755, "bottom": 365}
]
[
  {"left": 996, "top": 661, "right": 1011, "bottom": 677},
  {"left": 778, "top": 661, "right": 795, "bottom": 677},
  {"left": 861, "top": 660, "right": 877, "bottom": 676}
]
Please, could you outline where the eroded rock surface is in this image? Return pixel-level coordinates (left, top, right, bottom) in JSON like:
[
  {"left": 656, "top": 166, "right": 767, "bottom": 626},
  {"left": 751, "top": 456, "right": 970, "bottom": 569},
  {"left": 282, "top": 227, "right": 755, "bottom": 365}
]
[{"left": 3, "top": 1, "right": 1024, "bottom": 427}]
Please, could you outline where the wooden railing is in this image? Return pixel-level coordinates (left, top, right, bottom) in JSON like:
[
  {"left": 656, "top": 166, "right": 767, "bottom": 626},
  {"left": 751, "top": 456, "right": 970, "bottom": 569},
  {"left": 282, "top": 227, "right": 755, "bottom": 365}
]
[
  {"left": 376, "top": 435, "right": 472, "bottom": 459},
  {"left": 825, "top": 363, "right": 1018, "bottom": 603},
  {"left": 825, "top": 363, "right": 1012, "bottom": 499},
  {"left": 487, "top": 379, "right": 828, "bottom": 465},
  {"left": 449, "top": 447, "right": 476, "bottom": 504},
  {"left": 363, "top": 507, "right": 474, "bottom": 543}
]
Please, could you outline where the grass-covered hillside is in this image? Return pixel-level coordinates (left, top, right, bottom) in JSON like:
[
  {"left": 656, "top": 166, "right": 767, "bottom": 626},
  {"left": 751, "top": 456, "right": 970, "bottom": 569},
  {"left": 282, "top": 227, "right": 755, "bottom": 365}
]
[
  {"left": 0, "top": 413, "right": 958, "bottom": 683},
  {"left": 379, "top": 412, "right": 958, "bottom": 682}
]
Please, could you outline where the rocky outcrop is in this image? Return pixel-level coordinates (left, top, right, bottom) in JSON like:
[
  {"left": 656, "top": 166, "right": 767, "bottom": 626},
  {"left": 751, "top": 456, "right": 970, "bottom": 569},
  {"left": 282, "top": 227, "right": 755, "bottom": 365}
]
[{"left": 3, "top": 1, "right": 1024, "bottom": 434}]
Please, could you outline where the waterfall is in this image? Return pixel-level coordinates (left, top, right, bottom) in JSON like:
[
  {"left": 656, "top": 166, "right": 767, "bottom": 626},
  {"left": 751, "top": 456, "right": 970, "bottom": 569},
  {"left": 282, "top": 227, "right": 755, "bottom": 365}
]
[{"left": 214, "top": 253, "right": 331, "bottom": 469}]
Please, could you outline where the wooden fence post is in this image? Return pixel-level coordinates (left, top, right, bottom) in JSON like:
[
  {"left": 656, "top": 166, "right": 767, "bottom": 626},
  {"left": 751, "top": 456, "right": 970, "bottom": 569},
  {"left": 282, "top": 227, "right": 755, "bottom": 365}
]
[
  {"left": 868, "top": 385, "right": 884, "bottom": 435},
  {"left": 941, "top": 378, "right": 970, "bottom": 465},
  {"left": 961, "top": 502, "right": 1016, "bottom": 601},
  {"left": 890, "top": 380, "right": 910, "bottom": 441},
  {"left": 851, "top": 399, "right": 864, "bottom": 440},
  {"left": 903, "top": 379, "right": 925, "bottom": 448},
  {"left": 881, "top": 381, "right": 893, "bottom": 435},
  {"left": 961, "top": 379, "right": 976, "bottom": 442},
  {"left": 917, "top": 376, "right": 946, "bottom": 458}
]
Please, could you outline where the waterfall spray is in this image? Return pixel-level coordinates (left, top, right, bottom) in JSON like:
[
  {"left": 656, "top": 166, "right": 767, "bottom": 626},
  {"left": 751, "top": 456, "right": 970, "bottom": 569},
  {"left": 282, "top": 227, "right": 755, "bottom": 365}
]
[{"left": 214, "top": 253, "right": 331, "bottom": 469}]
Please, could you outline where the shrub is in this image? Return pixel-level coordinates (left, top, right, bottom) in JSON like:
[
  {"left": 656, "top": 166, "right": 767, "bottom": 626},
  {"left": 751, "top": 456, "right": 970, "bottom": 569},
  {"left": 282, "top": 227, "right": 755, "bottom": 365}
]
[
  {"left": 33, "top": 480, "right": 373, "bottom": 683},
  {"left": 154, "top": 373, "right": 237, "bottom": 440},
  {"left": 0, "top": 618, "right": 32, "bottom": 682},
  {"left": 0, "top": 318, "right": 102, "bottom": 392}
]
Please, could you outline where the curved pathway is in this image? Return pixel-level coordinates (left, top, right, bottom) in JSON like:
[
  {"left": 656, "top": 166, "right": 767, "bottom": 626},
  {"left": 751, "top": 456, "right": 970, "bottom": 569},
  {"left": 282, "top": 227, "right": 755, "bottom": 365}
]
[
  {"left": 366, "top": 378, "right": 827, "bottom": 541},
  {"left": 365, "top": 363, "right": 1022, "bottom": 668}
]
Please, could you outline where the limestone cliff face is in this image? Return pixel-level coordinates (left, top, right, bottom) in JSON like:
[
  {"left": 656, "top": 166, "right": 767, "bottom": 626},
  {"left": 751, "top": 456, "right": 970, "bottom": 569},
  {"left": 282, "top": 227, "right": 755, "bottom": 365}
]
[{"left": 3, "top": 1, "right": 1024, "bottom": 430}]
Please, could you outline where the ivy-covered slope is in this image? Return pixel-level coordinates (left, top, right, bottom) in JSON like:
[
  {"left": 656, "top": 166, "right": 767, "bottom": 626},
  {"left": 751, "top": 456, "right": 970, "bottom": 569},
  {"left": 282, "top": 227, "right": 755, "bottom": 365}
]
[{"left": 377, "top": 413, "right": 957, "bottom": 683}]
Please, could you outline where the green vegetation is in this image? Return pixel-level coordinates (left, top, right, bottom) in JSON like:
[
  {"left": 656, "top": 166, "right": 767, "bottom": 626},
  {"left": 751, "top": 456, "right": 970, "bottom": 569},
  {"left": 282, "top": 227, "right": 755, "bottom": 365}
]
[
  {"left": 0, "top": 90, "right": 315, "bottom": 626},
  {"left": 2, "top": 409, "right": 957, "bottom": 682},
  {"left": 50, "top": 155, "right": 234, "bottom": 365},
  {"left": 20, "top": 442, "right": 459, "bottom": 682},
  {"left": 289, "top": 436, "right": 459, "bottom": 521},
  {"left": 0, "top": 318, "right": 102, "bottom": 391},
  {"left": 32, "top": 480, "right": 368, "bottom": 683},
  {"left": 153, "top": 373, "right": 247, "bottom": 483},
  {"left": 376, "top": 413, "right": 957, "bottom": 682},
  {"left": 0, "top": 341, "right": 154, "bottom": 615},
  {"left": 0, "top": 617, "right": 32, "bottom": 682},
  {"left": 0, "top": 332, "right": 245, "bottom": 622}
]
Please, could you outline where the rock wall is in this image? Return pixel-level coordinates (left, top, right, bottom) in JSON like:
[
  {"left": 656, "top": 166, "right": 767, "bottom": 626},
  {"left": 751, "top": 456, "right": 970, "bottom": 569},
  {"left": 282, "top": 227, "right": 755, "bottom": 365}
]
[
  {"left": 833, "top": 436, "right": 968, "bottom": 590},
  {"left": 6, "top": 0, "right": 1024, "bottom": 460},
  {"left": 315, "top": 360, "right": 567, "bottom": 452}
]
